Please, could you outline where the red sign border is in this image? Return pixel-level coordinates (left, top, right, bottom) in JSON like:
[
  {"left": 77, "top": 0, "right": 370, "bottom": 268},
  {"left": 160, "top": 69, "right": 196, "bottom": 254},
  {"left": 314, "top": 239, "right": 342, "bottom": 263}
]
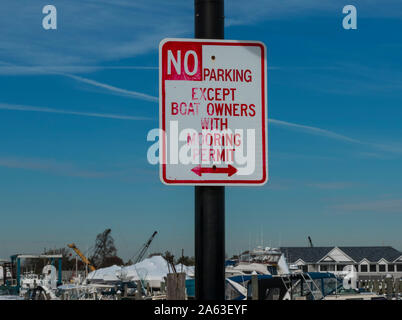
[{"left": 159, "top": 38, "right": 268, "bottom": 186}]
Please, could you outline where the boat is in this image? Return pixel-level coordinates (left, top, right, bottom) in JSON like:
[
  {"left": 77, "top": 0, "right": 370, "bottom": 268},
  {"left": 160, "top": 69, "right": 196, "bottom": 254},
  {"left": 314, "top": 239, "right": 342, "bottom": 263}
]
[
  {"left": 20, "top": 265, "right": 59, "bottom": 296},
  {"left": 226, "top": 246, "right": 290, "bottom": 278}
]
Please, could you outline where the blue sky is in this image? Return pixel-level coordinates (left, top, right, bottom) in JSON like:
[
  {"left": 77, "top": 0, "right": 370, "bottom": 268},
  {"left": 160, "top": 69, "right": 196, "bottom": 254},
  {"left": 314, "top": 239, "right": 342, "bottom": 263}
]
[{"left": 1, "top": 0, "right": 402, "bottom": 260}]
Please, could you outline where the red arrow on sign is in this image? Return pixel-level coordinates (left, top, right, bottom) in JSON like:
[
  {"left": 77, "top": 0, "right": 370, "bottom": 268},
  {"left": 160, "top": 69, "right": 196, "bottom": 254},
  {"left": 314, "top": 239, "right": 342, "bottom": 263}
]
[{"left": 191, "top": 165, "right": 237, "bottom": 177}]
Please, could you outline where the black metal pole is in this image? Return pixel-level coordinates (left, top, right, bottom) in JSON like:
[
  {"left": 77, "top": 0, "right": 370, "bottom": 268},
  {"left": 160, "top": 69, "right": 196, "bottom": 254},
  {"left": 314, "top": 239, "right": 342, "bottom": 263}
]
[
  {"left": 195, "top": 0, "right": 224, "bottom": 41},
  {"left": 194, "top": 0, "right": 225, "bottom": 301}
]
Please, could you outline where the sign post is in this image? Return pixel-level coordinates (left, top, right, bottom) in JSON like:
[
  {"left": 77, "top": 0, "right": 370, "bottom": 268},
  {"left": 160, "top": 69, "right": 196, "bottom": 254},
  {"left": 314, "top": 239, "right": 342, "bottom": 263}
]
[
  {"left": 194, "top": 0, "right": 225, "bottom": 301},
  {"left": 159, "top": 0, "right": 267, "bottom": 300}
]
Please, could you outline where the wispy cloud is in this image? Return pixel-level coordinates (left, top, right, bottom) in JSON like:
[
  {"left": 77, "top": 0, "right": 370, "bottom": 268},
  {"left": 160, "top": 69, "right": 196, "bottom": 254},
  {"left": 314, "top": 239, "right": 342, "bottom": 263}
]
[
  {"left": 0, "top": 1, "right": 190, "bottom": 72},
  {"left": 53, "top": 76, "right": 372, "bottom": 150},
  {"left": 331, "top": 198, "right": 402, "bottom": 214},
  {"left": 1, "top": 99, "right": 364, "bottom": 148},
  {"left": 294, "top": 63, "right": 402, "bottom": 96},
  {"left": 0, "top": 156, "right": 105, "bottom": 178},
  {"left": 0, "top": 64, "right": 158, "bottom": 75},
  {"left": 354, "top": 152, "right": 391, "bottom": 160},
  {"left": 3, "top": 99, "right": 398, "bottom": 161},
  {"left": 1, "top": 77, "right": 401, "bottom": 160},
  {"left": 0, "top": 103, "right": 152, "bottom": 121},
  {"left": 306, "top": 182, "right": 355, "bottom": 190},
  {"left": 0, "top": 62, "right": 159, "bottom": 103},
  {"left": 274, "top": 151, "right": 337, "bottom": 161},
  {"left": 1, "top": 1, "right": 401, "bottom": 75},
  {"left": 63, "top": 74, "right": 158, "bottom": 102},
  {"left": 0, "top": 62, "right": 339, "bottom": 76},
  {"left": 269, "top": 118, "right": 402, "bottom": 157},
  {"left": 369, "top": 142, "right": 402, "bottom": 155},
  {"left": 268, "top": 118, "right": 361, "bottom": 144}
]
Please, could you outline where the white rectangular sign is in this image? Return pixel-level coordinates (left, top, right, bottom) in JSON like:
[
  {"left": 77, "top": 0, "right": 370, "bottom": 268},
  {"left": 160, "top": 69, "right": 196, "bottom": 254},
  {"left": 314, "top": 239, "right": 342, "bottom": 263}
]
[{"left": 159, "top": 38, "right": 268, "bottom": 185}]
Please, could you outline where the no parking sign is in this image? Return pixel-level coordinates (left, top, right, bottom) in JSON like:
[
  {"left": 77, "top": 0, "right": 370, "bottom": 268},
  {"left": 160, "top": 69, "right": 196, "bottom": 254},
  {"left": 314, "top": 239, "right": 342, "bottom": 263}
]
[{"left": 159, "top": 38, "right": 268, "bottom": 185}]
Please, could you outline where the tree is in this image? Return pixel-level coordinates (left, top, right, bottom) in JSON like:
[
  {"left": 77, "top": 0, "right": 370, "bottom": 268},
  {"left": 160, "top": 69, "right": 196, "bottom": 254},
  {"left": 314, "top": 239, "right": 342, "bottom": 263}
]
[
  {"left": 148, "top": 252, "right": 163, "bottom": 258},
  {"left": 163, "top": 251, "right": 175, "bottom": 265},
  {"left": 102, "top": 256, "right": 124, "bottom": 267},
  {"left": 163, "top": 251, "right": 176, "bottom": 273},
  {"left": 45, "top": 247, "right": 76, "bottom": 270},
  {"left": 177, "top": 255, "right": 195, "bottom": 266},
  {"left": 91, "top": 229, "right": 119, "bottom": 268}
]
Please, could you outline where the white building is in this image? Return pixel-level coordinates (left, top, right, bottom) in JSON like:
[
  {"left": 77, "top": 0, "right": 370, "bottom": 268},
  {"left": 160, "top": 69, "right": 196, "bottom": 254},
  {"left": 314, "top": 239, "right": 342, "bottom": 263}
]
[{"left": 281, "top": 246, "right": 402, "bottom": 280}]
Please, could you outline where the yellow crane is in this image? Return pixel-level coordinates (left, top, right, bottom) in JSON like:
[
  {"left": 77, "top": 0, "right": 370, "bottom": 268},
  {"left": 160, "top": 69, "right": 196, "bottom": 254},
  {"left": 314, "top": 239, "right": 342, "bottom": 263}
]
[{"left": 67, "top": 243, "right": 96, "bottom": 272}]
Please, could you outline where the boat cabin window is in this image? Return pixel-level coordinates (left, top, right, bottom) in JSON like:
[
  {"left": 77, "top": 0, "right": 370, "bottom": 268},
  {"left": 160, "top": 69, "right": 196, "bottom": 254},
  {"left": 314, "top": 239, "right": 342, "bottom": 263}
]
[{"left": 267, "top": 266, "right": 277, "bottom": 275}]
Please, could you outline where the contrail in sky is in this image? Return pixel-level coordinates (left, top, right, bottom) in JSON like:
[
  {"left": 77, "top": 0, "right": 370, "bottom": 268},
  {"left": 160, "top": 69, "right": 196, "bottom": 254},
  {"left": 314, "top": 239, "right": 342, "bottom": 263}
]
[
  {"left": 0, "top": 103, "right": 152, "bottom": 121},
  {"left": 1, "top": 102, "right": 400, "bottom": 155},
  {"left": 3, "top": 68, "right": 399, "bottom": 155},
  {"left": 61, "top": 74, "right": 362, "bottom": 144},
  {"left": 0, "top": 102, "right": 361, "bottom": 143},
  {"left": 63, "top": 74, "right": 159, "bottom": 103},
  {"left": 268, "top": 119, "right": 361, "bottom": 144}
]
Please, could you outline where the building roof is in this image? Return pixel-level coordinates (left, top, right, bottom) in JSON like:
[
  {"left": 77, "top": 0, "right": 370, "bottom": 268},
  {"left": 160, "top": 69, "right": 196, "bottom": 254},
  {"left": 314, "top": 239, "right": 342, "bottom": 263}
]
[
  {"left": 281, "top": 246, "right": 402, "bottom": 263},
  {"left": 281, "top": 247, "right": 333, "bottom": 263},
  {"left": 339, "top": 246, "right": 401, "bottom": 263}
]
